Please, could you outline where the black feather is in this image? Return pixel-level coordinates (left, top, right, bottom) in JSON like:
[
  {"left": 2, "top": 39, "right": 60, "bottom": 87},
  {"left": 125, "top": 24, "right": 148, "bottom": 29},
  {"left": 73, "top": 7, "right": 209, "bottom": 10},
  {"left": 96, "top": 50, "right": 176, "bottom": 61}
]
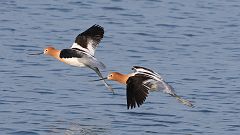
[
  {"left": 60, "top": 49, "right": 84, "bottom": 58},
  {"left": 75, "top": 24, "right": 104, "bottom": 49},
  {"left": 126, "top": 75, "right": 150, "bottom": 109}
]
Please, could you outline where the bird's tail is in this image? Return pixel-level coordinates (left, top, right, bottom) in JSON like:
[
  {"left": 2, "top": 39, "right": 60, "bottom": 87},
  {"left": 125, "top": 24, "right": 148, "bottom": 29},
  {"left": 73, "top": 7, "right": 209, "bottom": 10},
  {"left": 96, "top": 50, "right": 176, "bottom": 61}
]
[
  {"left": 171, "top": 94, "right": 194, "bottom": 108},
  {"left": 93, "top": 67, "right": 115, "bottom": 94}
]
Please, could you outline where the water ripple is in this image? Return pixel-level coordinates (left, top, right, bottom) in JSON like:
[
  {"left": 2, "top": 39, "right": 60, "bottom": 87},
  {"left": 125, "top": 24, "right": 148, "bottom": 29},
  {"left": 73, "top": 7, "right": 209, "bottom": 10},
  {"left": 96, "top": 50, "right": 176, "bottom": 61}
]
[
  {"left": 10, "top": 131, "right": 39, "bottom": 135},
  {"left": 1, "top": 0, "right": 240, "bottom": 135}
]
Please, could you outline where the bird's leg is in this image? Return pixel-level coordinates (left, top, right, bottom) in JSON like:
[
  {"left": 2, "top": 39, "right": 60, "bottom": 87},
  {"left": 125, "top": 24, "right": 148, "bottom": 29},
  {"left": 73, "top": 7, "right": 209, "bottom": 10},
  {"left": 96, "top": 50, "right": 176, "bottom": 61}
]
[
  {"left": 169, "top": 93, "right": 194, "bottom": 108},
  {"left": 92, "top": 67, "right": 115, "bottom": 94}
]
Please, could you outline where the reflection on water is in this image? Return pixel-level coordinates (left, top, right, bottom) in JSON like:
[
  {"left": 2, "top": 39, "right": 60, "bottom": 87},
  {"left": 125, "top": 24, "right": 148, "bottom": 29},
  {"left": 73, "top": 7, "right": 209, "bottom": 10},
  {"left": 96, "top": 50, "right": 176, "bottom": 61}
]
[
  {"left": 1, "top": 0, "right": 240, "bottom": 135},
  {"left": 64, "top": 123, "right": 108, "bottom": 135}
]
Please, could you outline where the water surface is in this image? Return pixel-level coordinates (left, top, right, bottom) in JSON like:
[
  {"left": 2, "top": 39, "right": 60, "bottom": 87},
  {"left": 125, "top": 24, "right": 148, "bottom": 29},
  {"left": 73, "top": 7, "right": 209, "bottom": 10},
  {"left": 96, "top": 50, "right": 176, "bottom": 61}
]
[{"left": 0, "top": 0, "right": 240, "bottom": 135}]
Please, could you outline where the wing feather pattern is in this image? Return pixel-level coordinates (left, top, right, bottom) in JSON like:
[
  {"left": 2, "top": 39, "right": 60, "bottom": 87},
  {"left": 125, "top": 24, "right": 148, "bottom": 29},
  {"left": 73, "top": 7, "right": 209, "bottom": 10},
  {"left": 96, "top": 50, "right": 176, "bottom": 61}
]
[
  {"left": 71, "top": 24, "right": 104, "bottom": 56},
  {"left": 131, "top": 66, "right": 194, "bottom": 108},
  {"left": 126, "top": 75, "right": 150, "bottom": 109}
]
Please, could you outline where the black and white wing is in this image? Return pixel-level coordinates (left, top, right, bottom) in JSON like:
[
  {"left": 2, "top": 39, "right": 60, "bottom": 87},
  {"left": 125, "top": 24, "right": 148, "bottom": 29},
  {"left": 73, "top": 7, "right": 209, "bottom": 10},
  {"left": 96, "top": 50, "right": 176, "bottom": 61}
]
[
  {"left": 132, "top": 66, "right": 194, "bottom": 107},
  {"left": 71, "top": 24, "right": 104, "bottom": 56},
  {"left": 132, "top": 66, "right": 174, "bottom": 93},
  {"left": 132, "top": 66, "right": 163, "bottom": 81},
  {"left": 126, "top": 75, "right": 150, "bottom": 109}
]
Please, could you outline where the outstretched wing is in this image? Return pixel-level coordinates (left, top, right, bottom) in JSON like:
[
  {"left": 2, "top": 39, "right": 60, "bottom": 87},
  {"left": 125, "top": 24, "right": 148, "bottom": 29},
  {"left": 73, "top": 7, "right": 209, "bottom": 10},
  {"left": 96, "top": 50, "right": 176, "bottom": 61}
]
[
  {"left": 126, "top": 75, "right": 150, "bottom": 109},
  {"left": 71, "top": 24, "right": 104, "bottom": 56},
  {"left": 132, "top": 66, "right": 194, "bottom": 107},
  {"left": 132, "top": 66, "right": 176, "bottom": 94},
  {"left": 132, "top": 66, "right": 163, "bottom": 81}
]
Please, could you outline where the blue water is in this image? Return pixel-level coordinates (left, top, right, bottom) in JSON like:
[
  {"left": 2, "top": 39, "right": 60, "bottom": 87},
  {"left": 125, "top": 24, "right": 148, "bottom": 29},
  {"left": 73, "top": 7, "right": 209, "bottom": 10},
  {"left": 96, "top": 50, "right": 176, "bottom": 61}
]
[{"left": 1, "top": 0, "right": 240, "bottom": 135}]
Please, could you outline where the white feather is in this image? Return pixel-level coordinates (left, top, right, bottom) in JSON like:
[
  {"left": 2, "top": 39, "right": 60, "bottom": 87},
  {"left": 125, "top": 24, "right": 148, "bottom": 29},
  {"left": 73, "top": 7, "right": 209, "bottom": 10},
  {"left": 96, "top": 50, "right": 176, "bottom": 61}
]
[
  {"left": 71, "top": 42, "right": 95, "bottom": 56},
  {"left": 62, "top": 58, "right": 85, "bottom": 67},
  {"left": 133, "top": 67, "right": 163, "bottom": 81}
]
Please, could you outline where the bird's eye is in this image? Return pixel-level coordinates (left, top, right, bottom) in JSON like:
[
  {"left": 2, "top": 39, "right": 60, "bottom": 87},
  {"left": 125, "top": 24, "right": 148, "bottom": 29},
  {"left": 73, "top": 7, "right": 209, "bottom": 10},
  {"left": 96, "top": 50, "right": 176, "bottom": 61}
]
[{"left": 110, "top": 74, "right": 113, "bottom": 77}]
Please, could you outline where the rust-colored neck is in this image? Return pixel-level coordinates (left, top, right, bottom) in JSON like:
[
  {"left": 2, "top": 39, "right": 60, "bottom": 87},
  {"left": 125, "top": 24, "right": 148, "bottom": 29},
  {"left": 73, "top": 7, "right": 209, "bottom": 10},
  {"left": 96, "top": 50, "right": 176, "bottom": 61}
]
[
  {"left": 46, "top": 49, "right": 62, "bottom": 62},
  {"left": 110, "top": 72, "right": 133, "bottom": 85}
]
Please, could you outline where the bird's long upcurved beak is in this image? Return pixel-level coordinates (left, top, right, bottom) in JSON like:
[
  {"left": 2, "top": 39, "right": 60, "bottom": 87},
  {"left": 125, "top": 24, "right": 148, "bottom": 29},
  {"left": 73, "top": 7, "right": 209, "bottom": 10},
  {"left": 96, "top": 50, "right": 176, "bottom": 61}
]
[
  {"left": 28, "top": 52, "right": 44, "bottom": 55},
  {"left": 93, "top": 77, "right": 108, "bottom": 81}
]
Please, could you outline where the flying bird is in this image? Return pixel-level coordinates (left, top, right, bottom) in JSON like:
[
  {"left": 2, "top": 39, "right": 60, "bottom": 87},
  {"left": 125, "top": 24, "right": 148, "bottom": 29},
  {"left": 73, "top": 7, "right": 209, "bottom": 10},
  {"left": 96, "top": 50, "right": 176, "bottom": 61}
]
[
  {"left": 99, "top": 66, "right": 194, "bottom": 109},
  {"left": 30, "top": 24, "right": 114, "bottom": 93}
]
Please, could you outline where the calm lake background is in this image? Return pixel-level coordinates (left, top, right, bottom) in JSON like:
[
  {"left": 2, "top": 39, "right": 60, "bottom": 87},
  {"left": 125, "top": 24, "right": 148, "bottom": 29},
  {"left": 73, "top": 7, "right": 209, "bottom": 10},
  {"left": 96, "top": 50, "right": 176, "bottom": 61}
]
[{"left": 1, "top": 0, "right": 240, "bottom": 135}]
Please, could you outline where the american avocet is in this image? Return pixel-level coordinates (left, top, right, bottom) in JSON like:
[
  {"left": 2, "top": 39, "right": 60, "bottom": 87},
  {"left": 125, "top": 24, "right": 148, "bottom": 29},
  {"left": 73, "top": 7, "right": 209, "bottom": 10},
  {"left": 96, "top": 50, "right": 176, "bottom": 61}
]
[
  {"left": 99, "top": 66, "right": 194, "bottom": 109},
  {"left": 30, "top": 24, "right": 114, "bottom": 93}
]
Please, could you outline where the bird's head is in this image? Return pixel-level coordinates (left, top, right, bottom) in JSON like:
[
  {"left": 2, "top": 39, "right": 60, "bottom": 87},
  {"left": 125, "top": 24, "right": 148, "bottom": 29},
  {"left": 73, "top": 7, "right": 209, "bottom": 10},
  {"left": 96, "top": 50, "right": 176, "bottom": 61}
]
[
  {"left": 28, "top": 46, "right": 56, "bottom": 56},
  {"left": 107, "top": 72, "right": 129, "bottom": 84},
  {"left": 43, "top": 46, "right": 56, "bottom": 55},
  {"left": 94, "top": 72, "right": 123, "bottom": 81},
  {"left": 107, "top": 72, "right": 121, "bottom": 81},
  {"left": 93, "top": 72, "right": 128, "bottom": 84}
]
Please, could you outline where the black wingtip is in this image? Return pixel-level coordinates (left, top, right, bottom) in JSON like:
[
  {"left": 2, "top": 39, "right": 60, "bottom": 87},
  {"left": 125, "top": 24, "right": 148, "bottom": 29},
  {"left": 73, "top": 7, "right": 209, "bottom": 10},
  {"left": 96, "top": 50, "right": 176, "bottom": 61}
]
[{"left": 91, "top": 24, "right": 104, "bottom": 32}]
